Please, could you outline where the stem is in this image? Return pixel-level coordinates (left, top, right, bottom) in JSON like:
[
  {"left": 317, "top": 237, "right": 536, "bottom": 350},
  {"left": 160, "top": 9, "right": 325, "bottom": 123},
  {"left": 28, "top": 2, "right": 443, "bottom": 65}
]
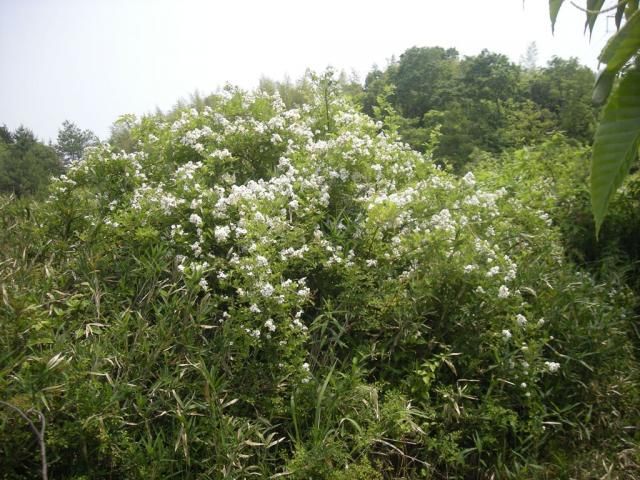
[
  {"left": 569, "top": 0, "right": 628, "bottom": 15},
  {"left": 0, "top": 400, "right": 48, "bottom": 480}
]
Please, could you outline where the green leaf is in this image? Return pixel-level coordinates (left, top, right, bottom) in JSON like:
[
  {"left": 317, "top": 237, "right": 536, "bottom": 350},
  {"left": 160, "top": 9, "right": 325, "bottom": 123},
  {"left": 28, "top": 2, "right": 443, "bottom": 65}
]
[
  {"left": 593, "top": 69, "right": 617, "bottom": 105},
  {"left": 585, "top": 0, "right": 606, "bottom": 36},
  {"left": 591, "top": 69, "right": 640, "bottom": 236},
  {"left": 599, "top": 10, "right": 640, "bottom": 74},
  {"left": 549, "top": 0, "right": 565, "bottom": 33}
]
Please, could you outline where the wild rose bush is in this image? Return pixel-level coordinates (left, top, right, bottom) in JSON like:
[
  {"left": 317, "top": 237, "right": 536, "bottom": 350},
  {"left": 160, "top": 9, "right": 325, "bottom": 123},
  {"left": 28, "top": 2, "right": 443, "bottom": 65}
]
[{"left": 1, "top": 77, "right": 638, "bottom": 479}]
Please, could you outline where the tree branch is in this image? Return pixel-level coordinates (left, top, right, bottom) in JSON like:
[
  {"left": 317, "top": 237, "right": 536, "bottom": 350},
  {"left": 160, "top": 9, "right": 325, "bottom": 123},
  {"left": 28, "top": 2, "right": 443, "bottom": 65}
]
[{"left": 0, "top": 400, "right": 48, "bottom": 480}]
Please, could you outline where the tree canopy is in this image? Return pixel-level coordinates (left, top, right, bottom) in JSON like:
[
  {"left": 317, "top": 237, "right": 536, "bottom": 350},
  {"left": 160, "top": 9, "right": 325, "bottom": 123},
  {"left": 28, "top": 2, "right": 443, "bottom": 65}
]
[
  {"left": 55, "top": 120, "right": 99, "bottom": 165},
  {"left": 0, "top": 125, "right": 62, "bottom": 196}
]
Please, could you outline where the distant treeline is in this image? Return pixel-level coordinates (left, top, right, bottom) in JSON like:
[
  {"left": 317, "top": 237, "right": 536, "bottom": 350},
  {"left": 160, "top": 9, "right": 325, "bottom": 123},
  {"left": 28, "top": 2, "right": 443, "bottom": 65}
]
[
  {"left": 363, "top": 48, "right": 595, "bottom": 167},
  {"left": 0, "top": 121, "right": 98, "bottom": 197}
]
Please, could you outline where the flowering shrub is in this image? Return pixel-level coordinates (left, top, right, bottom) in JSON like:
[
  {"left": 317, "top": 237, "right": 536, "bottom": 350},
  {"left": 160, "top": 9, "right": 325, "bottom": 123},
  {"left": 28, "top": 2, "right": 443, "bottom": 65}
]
[{"left": 1, "top": 76, "right": 638, "bottom": 479}]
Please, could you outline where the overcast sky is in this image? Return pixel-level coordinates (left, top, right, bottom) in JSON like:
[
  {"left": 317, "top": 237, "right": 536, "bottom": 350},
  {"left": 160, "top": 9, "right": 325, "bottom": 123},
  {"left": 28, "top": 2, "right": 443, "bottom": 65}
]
[{"left": 1, "top": 0, "right": 611, "bottom": 142}]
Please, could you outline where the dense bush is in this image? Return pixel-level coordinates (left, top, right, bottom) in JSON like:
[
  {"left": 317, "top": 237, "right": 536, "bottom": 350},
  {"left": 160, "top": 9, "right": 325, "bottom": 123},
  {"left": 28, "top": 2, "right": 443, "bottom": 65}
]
[
  {"left": 1, "top": 77, "right": 638, "bottom": 479},
  {"left": 474, "top": 135, "right": 640, "bottom": 292}
]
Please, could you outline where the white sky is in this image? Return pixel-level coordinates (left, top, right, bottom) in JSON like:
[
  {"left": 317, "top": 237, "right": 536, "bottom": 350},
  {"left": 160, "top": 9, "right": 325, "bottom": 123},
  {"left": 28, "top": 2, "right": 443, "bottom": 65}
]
[{"left": 0, "top": 0, "right": 611, "bottom": 142}]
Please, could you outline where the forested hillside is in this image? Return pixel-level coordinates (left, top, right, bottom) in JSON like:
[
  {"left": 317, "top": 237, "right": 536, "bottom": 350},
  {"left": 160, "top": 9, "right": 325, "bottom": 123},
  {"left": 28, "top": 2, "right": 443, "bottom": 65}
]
[{"left": 1, "top": 46, "right": 639, "bottom": 479}]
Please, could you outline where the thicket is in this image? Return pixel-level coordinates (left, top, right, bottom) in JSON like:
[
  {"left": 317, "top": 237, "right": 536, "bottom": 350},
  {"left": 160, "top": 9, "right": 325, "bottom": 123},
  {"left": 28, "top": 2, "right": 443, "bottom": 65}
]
[{"left": 1, "top": 73, "right": 639, "bottom": 479}]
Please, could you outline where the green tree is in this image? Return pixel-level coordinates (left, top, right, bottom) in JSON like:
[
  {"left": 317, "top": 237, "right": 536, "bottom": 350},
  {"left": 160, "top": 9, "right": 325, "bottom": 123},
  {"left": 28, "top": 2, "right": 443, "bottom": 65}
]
[
  {"left": 362, "top": 66, "right": 390, "bottom": 116},
  {"left": 0, "top": 124, "right": 12, "bottom": 144},
  {"left": 392, "top": 46, "right": 459, "bottom": 118},
  {"left": 360, "top": 45, "right": 598, "bottom": 169},
  {"left": 108, "top": 115, "right": 137, "bottom": 153},
  {"left": 55, "top": 120, "right": 99, "bottom": 165},
  {"left": 455, "top": 50, "right": 524, "bottom": 152},
  {"left": 0, "top": 126, "right": 62, "bottom": 196},
  {"left": 528, "top": 57, "right": 596, "bottom": 143},
  {"left": 425, "top": 50, "right": 527, "bottom": 164}
]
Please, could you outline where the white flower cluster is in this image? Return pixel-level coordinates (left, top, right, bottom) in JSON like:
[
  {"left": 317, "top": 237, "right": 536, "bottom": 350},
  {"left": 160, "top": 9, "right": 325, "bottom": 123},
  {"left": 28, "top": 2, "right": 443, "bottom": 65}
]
[{"left": 51, "top": 76, "right": 563, "bottom": 388}]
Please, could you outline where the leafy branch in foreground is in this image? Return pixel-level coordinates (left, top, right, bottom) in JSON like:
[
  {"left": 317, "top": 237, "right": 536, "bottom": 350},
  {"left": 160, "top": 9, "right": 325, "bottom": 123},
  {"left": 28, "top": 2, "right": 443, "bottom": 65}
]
[
  {"left": 550, "top": 0, "right": 640, "bottom": 236},
  {"left": 591, "top": 69, "right": 640, "bottom": 231}
]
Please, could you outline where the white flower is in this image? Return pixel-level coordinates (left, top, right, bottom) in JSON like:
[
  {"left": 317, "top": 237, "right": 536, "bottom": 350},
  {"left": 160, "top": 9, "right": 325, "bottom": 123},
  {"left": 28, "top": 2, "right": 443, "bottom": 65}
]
[
  {"left": 516, "top": 314, "right": 527, "bottom": 327},
  {"left": 486, "top": 266, "right": 500, "bottom": 277},
  {"left": 249, "top": 304, "right": 261, "bottom": 313},
  {"left": 464, "top": 264, "right": 477, "bottom": 273},
  {"left": 504, "top": 268, "right": 517, "bottom": 282},
  {"left": 264, "top": 318, "right": 276, "bottom": 332},
  {"left": 292, "top": 317, "right": 307, "bottom": 331},
  {"left": 297, "top": 287, "right": 311, "bottom": 298},
  {"left": 430, "top": 208, "right": 456, "bottom": 233},
  {"left": 545, "top": 361, "right": 560, "bottom": 373},
  {"left": 271, "top": 133, "right": 282, "bottom": 144},
  {"left": 498, "top": 285, "right": 510, "bottom": 298},
  {"left": 366, "top": 259, "right": 378, "bottom": 267},
  {"left": 259, "top": 282, "right": 275, "bottom": 297},
  {"left": 199, "top": 278, "right": 209, "bottom": 290},
  {"left": 214, "top": 225, "right": 231, "bottom": 242},
  {"left": 210, "top": 148, "right": 232, "bottom": 160},
  {"left": 189, "top": 213, "right": 203, "bottom": 226},
  {"left": 462, "top": 171, "right": 476, "bottom": 186},
  {"left": 502, "top": 329, "right": 512, "bottom": 340},
  {"left": 249, "top": 328, "right": 261, "bottom": 338}
]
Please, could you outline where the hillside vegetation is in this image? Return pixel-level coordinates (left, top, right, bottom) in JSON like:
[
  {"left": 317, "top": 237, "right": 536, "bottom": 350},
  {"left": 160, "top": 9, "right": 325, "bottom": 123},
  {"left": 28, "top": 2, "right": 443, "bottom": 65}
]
[{"left": 1, "top": 63, "right": 639, "bottom": 479}]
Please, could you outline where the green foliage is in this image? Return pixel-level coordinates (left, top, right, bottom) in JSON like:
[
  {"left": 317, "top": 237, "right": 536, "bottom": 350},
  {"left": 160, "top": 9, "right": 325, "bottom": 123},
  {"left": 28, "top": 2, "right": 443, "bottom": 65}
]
[
  {"left": 361, "top": 47, "right": 597, "bottom": 169},
  {"left": 392, "top": 46, "right": 460, "bottom": 119},
  {"left": 258, "top": 74, "right": 314, "bottom": 108},
  {"left": 108, "top": 114, "right": 138, "bottom": 153},
  {"left": 599, "top": 9, "right": 640, "bottom": 74},
  {"left": 474, "top": 133, "right": 640, "bottom": 296},
  {"left": 591, "top": 69, "right": 640, "bottom": 236},
  {"left": 0, "top": 126, "right": 63, "bottom": 197},
  {"left": 528, "top": 57, "right": 596, "bottom": 143},
  {"left": 549, "top": 0, "right": 565, "bottom": 32},
  {"left": 550, "top": 1, "right": 640, "bottom": 234},
  {"left": 55, "top": 120, "right": 99, "bottom": 165},
  {"left": 1, "top": 78, "right": 639, "bottom": 479}
]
